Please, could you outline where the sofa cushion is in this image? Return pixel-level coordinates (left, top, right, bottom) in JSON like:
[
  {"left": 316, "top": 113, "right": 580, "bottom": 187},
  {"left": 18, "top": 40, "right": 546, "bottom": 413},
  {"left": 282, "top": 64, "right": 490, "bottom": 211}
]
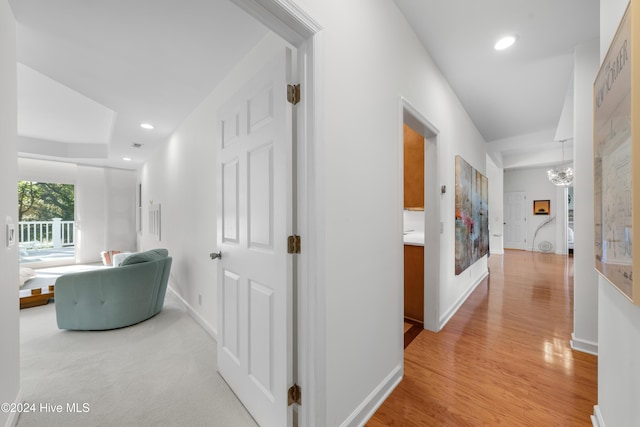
[
  {"left": 120, "top": 248, "right": 168, "bottom": 266},
  {"left": 55, "top": 255, "right": 172, "bottom": 330},
  {"left": 112, "top": 252, "right": 134, "bottom": 267},
  {"left": 19, "top": 267, "right": 37, "bottom": 288}
]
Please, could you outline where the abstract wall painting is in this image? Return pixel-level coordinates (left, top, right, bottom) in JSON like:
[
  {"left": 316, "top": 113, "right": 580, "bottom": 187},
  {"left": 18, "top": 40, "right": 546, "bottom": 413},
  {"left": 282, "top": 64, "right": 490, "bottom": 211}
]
[{"left": 455, "top": 156, "right": 489, "bottom": 275}]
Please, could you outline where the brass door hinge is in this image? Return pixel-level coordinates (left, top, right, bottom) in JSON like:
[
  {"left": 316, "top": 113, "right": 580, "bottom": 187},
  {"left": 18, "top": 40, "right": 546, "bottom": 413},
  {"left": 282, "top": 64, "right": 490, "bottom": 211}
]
[
  {"left": 287, "top": 235, "right": 301, "bottom": 254},
  {"left": 287, "top": 84, "right": 301, "bottom": 105},
  {"left": 288, "top": 383, "right": 301, "bottom": 406}
]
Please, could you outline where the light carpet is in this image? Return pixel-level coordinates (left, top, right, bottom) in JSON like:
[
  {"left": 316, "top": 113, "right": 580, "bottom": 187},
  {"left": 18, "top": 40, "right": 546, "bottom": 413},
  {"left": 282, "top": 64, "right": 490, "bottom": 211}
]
[{"left": 18, "top": 291, "right": 257, "bottom": 427}]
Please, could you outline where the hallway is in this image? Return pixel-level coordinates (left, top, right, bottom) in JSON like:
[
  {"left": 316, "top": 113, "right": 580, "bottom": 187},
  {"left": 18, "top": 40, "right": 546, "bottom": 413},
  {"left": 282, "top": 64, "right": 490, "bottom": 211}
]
[{"left": 369, "top": 250, "right": 597, "bottom": 426}]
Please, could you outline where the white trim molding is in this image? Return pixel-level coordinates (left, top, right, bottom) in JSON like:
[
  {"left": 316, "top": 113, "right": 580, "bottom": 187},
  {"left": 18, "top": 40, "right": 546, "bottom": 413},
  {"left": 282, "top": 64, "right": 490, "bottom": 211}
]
[
  {"left": 5, "top": 390, "right": 22, "bottom": 427},
  {"left": 229, "top": 0, "right": 322, "bottom": 46},
  {"left": 399, "top": 96, "right": 441, "bottom": 333},
  {"left": 591, "top": 405, "right": 605, "bottom": 427},
  {"left": 439, "top": 270, "right": 489, "bottom": 330},
  {"left": 339, "top": 364, "right": 402, "bottom": 427},
  {"left": 168, "top": 287, "right": 217, "bottom": 341},
  {"left": 570, "top": 333, "right": 598, "bottom": 356}
]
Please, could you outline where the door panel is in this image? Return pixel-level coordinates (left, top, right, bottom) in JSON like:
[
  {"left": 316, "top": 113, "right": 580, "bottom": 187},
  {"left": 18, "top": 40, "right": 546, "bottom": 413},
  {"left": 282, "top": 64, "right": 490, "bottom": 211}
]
[
  {"left": 248, "top": 143, "right": 274, "bottom": 250},
  {"left": 249, "top": 279, "right": 274, "bottom": 396},
  {"left": 248, "top": 85, "right": 274, "bottom": 132},
  {"left": 504, "top": 192, "right": 526, "bottom": 250},
  {"left": 222, "top": 269, "right": 241, "bottom": 364},
  {"left": 216, "top": 48, "right": 292, "bottom": 427},
  {"left": 221, "top": 111, "right": 240, "bottom": 148},
  {"left": 222, "top": 160, "right": 240, "bottom": 243}
]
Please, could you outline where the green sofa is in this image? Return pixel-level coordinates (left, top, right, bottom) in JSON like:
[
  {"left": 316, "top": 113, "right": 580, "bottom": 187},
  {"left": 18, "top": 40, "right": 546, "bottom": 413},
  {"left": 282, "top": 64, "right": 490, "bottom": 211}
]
[{"left": 55, "top": 249, "right": 173, "bottom": 330}]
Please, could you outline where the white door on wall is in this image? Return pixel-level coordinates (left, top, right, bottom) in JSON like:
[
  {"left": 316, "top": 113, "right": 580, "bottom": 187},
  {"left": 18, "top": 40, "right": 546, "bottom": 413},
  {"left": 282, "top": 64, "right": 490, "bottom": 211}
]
[
  {"left": 504, "top": 191, "right": 526, "bottom": 250},
  {"left": 215, "top": 48, "right": 294, "bottom": 427}
]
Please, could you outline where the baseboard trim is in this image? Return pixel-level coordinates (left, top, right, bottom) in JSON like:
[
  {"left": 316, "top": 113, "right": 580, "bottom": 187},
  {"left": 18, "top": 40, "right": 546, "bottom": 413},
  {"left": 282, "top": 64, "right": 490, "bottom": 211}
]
[
  {"left": 439, "top": 270, "right": 489, "bottom": 329},
  {"left": 490, "top": 249, "right": 504, "bottom": 255},
  {"left": 5, "top": 390, "right": 22, "bottom": 427},
  {"left": 591, "top": 405, "right": 605, "bottom": 427},
  {"left": 168, "top": 287, "right": 218, "bottom": 341},
  {"left": 339, "top": 364, "right": 402, "bottom": 427},
  {"left": 571, "top": 333, "right": 598, "bottom": 356}
]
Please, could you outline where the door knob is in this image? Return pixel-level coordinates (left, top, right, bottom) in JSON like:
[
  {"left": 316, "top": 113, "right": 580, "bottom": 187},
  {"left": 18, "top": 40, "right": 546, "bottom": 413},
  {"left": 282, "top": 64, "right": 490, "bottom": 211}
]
[{"left": 210, "top": 251, "right": 222, "bottom": 260}]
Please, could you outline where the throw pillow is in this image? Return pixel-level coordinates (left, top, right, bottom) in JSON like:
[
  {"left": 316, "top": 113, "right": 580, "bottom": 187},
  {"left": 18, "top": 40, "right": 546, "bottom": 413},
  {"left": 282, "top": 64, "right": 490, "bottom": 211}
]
[
  {"left": 112, "top": 252, "right": 134, "bottom": 267},
  {"left": 120, "top": 248, "right": 169, "bottom": 266},
  {"left": 100, "top": 250, "right": 122, "bottom": 266}
]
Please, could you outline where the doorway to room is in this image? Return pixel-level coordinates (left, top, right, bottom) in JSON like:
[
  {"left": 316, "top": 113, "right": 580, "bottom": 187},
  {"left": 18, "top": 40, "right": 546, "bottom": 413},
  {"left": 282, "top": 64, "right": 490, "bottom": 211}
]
[
  {"left": 403, "top": 123, "right": 425, "bottom": 345},
  {"left": 567, "top": 187, "right": 574, "bottom": 255},
  {"left": 401, "top": 99, "right": 440, "bottom": 342}
]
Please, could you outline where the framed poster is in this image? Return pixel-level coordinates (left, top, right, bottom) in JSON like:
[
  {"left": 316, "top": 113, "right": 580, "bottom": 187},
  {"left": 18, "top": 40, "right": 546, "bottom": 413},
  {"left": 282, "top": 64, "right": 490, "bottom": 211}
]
[
  {"left": 593, "top": 1, "right": 639, "bottom": 304},
  {"left": 455, "top": 156, "right": 489, "bottom": 275},
  {"left": 533, "top": 200, "right": 550, "bottom": 215},
  {"left": 149, "top": 203, "right": 161, "bottom": 242}
]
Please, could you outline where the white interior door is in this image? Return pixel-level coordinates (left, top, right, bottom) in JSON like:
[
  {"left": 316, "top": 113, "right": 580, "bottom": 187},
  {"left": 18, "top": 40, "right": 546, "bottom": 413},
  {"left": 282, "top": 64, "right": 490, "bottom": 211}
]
[
  {"left": 504, "top": 191, "right": 526, "bottom": 250},
  {"left": 215, "top": 48, "right": 293, "bottom": 427}
]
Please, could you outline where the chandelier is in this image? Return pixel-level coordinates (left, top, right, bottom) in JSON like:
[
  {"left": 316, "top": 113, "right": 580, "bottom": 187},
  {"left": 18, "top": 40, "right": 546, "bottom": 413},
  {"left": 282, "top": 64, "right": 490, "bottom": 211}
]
[{"left": 547, "top": 139, "right": 574, "bottom": 186}]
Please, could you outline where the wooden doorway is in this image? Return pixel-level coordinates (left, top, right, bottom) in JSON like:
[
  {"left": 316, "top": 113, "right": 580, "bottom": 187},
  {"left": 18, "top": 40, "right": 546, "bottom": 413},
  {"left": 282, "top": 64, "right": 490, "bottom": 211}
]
[
  {"left": 403, "top": 123, "right": 425, "bottom": 330},
  {"left": 401, "top": 99, "right": 440, "bottom": 335}
]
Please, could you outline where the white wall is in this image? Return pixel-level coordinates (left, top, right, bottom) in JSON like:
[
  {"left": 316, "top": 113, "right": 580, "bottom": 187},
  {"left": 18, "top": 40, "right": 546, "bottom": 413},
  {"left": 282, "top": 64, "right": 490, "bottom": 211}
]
[
  {"left": 0, "top": 1, "right": 20, "bottom": 425},
  {"left": 18, "top": 158, "right": 137, "bottom": 264},
  {"left": 487, "top": 155, "right": 504, "bottom": 254},
  {"left": 598, "top": 282, "right": 640, "bottom": 425},
  {"left": 18, "top": 157, "right": 77, "bottom": 184},
  {"left": 103, "top": 168, "right": 136, "bottom": 251},
  {"left": 294, "top": 0, "right": 487, "bottom": 424},
  {"left": 504, "top": 167, "right": 561, "bottom": 253},
  {"left": 75, "top": 166, "right": 107, "bottom": 263},
  {"left": 601, "top": 0, "right": 630, "bottom": 57},
  {"left": 595, "top": 1, "right": 640, "bottom": 425},
  {"left": 571, "top": 40, "right": 599, "bottom": 355}
]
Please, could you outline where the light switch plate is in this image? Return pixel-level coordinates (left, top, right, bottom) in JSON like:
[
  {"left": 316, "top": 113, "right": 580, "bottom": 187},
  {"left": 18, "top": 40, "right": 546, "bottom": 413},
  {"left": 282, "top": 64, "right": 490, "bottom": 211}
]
[{"left": 6, "top": 217, "right": 15, "bottom": 248}]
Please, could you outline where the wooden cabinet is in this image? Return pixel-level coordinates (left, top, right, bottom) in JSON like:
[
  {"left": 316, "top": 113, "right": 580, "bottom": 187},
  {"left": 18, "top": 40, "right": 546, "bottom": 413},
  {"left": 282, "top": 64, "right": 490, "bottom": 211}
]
[
  {"left": 403, "top": 124, "right": 424, "bottom": 210},
  {"left": 404, "top": 245, "right": 424, "bottom": 322}
]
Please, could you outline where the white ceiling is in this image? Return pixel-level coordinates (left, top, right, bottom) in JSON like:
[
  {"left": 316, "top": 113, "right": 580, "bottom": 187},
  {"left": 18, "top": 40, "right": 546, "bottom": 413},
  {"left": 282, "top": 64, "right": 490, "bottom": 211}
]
[
  {"left": 10, "top": 0, "right": 269, "bottom": 170},
  {"left": 18, "top": 63, "right": 116, "bottom": 146},
  {"left": 11, "top": 1, "right": 599, "bottom": 172},
  {"left": 394, "top": 0, "right": 600, "bottom": 170}
]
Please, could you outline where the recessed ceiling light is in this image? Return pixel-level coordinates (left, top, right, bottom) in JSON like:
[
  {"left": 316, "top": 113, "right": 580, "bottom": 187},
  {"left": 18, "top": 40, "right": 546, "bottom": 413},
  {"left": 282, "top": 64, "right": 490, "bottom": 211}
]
[
  {"left": 123, "top": 157, "right": 132, "bottom": 161},
  {"left": 140, "top": 123, "right": 154, "bottom": 130},
  {"left": 494, "top": 35, "right": 518, "bottom": 51}
]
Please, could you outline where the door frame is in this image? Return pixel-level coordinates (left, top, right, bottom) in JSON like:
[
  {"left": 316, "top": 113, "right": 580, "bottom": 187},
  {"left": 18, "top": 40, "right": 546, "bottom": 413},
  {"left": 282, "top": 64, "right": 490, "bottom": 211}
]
[
  {"left": 555, "top": 185, "right": 570, "bottom": 255},
  {"left": 504, "top": 191, "right": 527, "bottom": 250},
  {"left": 227, "top": 1, "right": 322, "bottom": 425},
  {"left": 399, "top": 98, "right": 440, "bottom": 333}
]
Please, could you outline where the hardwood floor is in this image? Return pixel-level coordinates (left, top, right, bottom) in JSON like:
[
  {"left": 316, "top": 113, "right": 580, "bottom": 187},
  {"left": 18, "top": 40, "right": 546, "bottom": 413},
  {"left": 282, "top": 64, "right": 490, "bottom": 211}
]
[
  {"left": 404, "top": 318, "right": 423, "bottom": 349},
  {"left": 369, "top": 250, "right": 597, "bottom": 426}
]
